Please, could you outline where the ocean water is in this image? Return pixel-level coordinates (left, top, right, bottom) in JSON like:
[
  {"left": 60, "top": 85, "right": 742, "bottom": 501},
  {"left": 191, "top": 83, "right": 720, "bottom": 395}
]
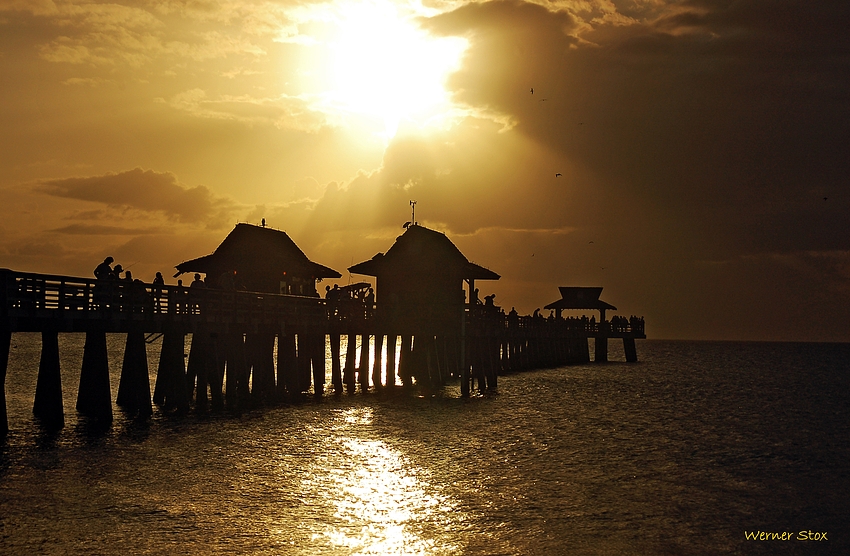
[{"left": 1, "top": 335, "right": 848, "bottom": 555}]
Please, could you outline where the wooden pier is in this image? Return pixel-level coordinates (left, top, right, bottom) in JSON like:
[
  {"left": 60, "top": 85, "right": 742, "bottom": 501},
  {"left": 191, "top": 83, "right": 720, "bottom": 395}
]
[{"left": 1, "top": 266, "right": 644, "bottom": 436}]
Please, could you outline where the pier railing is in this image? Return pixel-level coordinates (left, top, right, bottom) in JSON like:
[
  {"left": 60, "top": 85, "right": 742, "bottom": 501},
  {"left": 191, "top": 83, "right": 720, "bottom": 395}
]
[
  {"left": 1, "top": 269, "right": 325, "bottom": 330},
  {"left": 2, "top": 269, "right": 645, "bottom": 339},
  {"left": 467, "top": 307, "right": 645, "bottom": 338}
]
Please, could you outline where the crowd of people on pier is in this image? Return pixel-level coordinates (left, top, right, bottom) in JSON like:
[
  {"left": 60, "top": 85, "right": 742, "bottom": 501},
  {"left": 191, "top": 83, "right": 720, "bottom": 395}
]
[
  {"left": 469, "top": 289, "right": 645, "bottom": 335},
  {"left": 91, "top": 257, "right": 211, "bottom": 314},
  {"left": 324, "top": 283, "right": 375, "bottom": 320}
]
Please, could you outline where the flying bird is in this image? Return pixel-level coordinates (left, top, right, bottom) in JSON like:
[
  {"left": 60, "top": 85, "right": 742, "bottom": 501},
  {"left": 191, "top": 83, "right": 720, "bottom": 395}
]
[
  {"left": 824, "top": 197, "right": 828, "bottom": 201},
  {"left": 589, "top": 241, "right": 594, "bottom": 244},
  {"left": 555, "top": 173, "right": 562, "bottom": 177},
  {"left": 539, "top": 99, "right": 548, "bottom": 102}
]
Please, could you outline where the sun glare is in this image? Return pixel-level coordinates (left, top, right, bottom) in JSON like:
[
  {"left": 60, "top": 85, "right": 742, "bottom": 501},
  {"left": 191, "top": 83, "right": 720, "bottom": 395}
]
[{"left": 292, "top": 0, "right": 467, "bottom": 139}]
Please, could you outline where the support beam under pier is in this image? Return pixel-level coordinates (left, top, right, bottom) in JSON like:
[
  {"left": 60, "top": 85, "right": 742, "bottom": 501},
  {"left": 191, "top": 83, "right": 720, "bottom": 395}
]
[
  {"left": 77, "top": 330, "right": 113, "bottom": 421},
  {"left": 594, "top": 336, "right": 608, "bottom": 363},
  {"left": 623, "top": 337, "right": 638, "bottom": 362},
  {"left": 33, "top": 330, "right": 64, "bottom": 428},
  {"left": 1, "top": 330, "right": 10, "bottom": 438}
]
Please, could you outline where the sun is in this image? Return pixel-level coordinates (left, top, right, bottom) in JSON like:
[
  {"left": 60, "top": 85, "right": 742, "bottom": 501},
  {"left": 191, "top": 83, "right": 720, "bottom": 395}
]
[{"left": 292, "top": 0, "right": 468, "bottom": 139}]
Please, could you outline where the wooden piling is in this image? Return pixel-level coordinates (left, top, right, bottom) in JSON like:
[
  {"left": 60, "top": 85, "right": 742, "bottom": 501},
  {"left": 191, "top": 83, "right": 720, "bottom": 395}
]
[
  {"left": 343, "top": 332, "right": 356, "bottom": 393},
  {"left": 594, "top": 336, "right": 608, "bottom": 363},
  {"left": 387, "top": 334, "right": 398, "bottom": 387},
  {"left": 187, "top": 332, "right": 210, "bottom": 411},
  {"left": 1, "top": 330, "right": 11, "bottom": 438},
  {"left": 297, "top": 333, "right": 312, "bottom": 393},
  {"left": 486, "top": 337, "right": 498, "bottom": 391},
  {"left": 117, "top": 331, "right": 152, "bottom": 418},
  {"left": 623, "top": 337, "right": 638, "bottom": 362},
  {"left": 330, "top": 332, "right": 342, "bottom": 394},
  {"left": 76, "top": 330, "right": 113, "bottom": 421},
  {"left": 277, "top": 332, "right": 298, "bottom": 398},
  {"left": 247, "top": 332, "right": 276, "bottom": 404},
  {"left": 209, "top": 333, "right": 225, "bottom": 410},
  {"left": 372, "top": 333, "right": 384, "bottom": 389},
  {"left": 156, "top": 330, "right": 189, "bottom": 413},
  {"left": 461, "top": 334, "right": 471, "bottom": 397},
  {"left": 408, "top": 335, "right": 425, "bottom": 388},
  {"left": 33, "top": 330, "right": 64, "bottom": 428},
  {"left": 224, "top": 332, "right": 249, "bottom": 410},
  {"left": 311, "top": 333, "right": 325, "bottom": 396},
  {"left": 357, "top": 334, "right": 369, "bottom": 392},
  {"left": 399, "top": 335, "right": 412, "bottom": 387}
]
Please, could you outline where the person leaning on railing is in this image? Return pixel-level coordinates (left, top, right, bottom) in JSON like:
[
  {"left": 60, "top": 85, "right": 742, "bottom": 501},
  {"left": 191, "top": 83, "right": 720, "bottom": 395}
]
[{"left": 92, "top": 256, "right": 114, "bottom": 310}]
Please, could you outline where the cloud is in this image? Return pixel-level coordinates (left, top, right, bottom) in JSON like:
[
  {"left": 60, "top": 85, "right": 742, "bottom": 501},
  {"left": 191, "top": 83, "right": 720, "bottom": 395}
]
[
  {"left": 8, "top": 0, "right": 279, "bottom": 68},
  {"left": 425, "top": 0, "right": 850, "bottom": 260},
  {"left": 35, "top": 168, "right": 238, "bottom": 227},
  {"left": 162, "top": 88, "right": 330, "bottom": 131},
  {"left": 49, "top": 224, "right": 165, "bottom": 235}
]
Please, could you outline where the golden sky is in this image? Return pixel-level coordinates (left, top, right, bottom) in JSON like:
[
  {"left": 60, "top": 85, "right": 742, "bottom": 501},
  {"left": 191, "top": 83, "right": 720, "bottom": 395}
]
[{"left": 1, "top": 0, "right": 848, "bottom": 341}]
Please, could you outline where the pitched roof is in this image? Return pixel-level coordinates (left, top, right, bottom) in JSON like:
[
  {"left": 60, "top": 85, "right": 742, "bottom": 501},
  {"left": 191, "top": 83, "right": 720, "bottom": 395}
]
[
  {"left": 348, "top": 224, "right": 500, "bottom": 280},
  {"left": 174, "top": 223, "right": 340, "bottom": 278},
  {"left": 543, "top": 287, "right": 617, "bottom": 311}
]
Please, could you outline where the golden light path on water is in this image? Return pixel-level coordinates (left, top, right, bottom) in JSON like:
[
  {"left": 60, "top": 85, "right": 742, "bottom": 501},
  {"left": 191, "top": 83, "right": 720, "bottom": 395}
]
[{"left": 298, "top": 407, "right": 458, "bottom": 554}]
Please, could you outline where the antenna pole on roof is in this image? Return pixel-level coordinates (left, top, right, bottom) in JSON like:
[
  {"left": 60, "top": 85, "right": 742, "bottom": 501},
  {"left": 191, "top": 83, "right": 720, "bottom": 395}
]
[{"left": 410, "top": 200, "right": 417, "bottom": 225}]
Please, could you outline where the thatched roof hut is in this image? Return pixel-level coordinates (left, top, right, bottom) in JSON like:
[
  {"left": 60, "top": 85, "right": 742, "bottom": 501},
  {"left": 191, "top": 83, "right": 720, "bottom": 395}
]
[
  {"left": 544, "top": 287, "right": 617, "bottom": 319},
  {"left": 349, "top": 224, "right": 499, "bottom": 332},
  {"left": 175, "top": 223, "right": 340, "bottom": 295}
]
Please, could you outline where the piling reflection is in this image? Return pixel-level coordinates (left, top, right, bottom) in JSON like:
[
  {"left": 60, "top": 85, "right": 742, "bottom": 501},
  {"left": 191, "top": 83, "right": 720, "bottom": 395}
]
[{"left": 306, "top": 407, "right": 457, "bottom": 555}]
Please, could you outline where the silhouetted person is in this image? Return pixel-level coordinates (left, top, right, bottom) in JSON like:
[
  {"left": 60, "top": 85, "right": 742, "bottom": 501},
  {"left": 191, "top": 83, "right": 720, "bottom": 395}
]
[
  {"left": 152, "top": 271, "right": 165, "bottom": 313},
  {"left": 104, "top": 264, "right": 123, "bottom": 309},
  {"left": 189, "top": 273, "right": 205, "bottom": 314},
  {"left": 128, "top": 275, "right": 149, "bottom": 313},
  {"left": 172, "top": 279, "right": 186, "bottom": 314},
  {"left": 365, "top": 287, "right": 375, "bottom": 319},
  {"left": 93, "top": 256, "right": 114, "bottom": 309},
  {"left": 94, "top": 257, "right": 113, "bottom": 280}
]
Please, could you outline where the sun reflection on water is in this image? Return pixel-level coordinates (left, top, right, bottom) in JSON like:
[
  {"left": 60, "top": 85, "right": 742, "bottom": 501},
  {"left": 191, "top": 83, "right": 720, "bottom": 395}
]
[{"left": 305, "top": 407, "right": 458, "bottom": 555}]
